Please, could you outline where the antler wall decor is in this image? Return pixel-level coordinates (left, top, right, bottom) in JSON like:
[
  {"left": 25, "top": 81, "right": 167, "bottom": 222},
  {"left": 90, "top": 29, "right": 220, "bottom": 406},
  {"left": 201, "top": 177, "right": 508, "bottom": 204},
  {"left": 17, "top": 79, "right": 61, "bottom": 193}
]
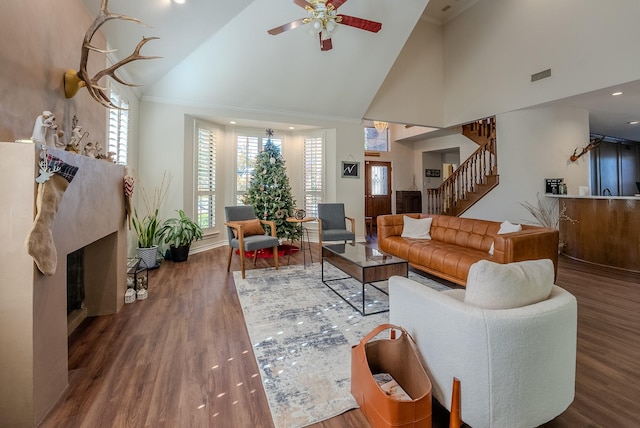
[
  {"left": 64, "top": 0, "right": 160, "bottom": 109},
  {"left": 570, "top": 136, "right": 605, "bottom": 162}
]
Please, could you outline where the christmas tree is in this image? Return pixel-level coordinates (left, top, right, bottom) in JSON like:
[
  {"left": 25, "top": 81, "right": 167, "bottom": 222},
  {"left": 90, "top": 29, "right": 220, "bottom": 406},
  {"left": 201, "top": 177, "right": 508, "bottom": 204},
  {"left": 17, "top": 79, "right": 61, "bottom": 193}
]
[{"left": 244, "top": 129, "right": 300, "bottom": 242}]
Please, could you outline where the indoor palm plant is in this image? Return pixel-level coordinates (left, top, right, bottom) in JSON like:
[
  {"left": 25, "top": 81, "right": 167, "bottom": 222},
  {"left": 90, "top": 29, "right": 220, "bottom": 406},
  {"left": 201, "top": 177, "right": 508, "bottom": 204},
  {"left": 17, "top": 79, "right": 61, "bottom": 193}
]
[{"left": 157, "top": 209, "right": 203, "bottom": 262}]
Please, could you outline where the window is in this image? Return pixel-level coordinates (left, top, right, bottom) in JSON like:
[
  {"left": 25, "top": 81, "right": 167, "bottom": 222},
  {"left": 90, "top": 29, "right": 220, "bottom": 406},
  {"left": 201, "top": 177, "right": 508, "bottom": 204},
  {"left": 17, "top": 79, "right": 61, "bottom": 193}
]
[
  {"left": 235, "top": 132, "right": 282, "bottom": 204},
  {"left": 364, "top": 127, "right": 389, "bottom": 152},
  {"left": 195, "top": 124, "right": 216, "bottom": 230},
  {"left": 303, "top": 136, "right": 323, "bottom": 218},
  {"left": 107, "top": 88, "right": 129, "bottom": 165}
]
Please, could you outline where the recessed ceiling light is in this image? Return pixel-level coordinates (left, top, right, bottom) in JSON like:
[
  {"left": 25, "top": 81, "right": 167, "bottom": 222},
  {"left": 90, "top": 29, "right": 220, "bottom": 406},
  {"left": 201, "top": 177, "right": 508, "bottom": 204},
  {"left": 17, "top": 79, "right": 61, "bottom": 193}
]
[
  {"left": 628, "top": 121, "right": 639, "bottom": 125},
  {"left": 229, "top": 121, "right": 237, "bottom": 125},
  {"left": 289, "top": 126, "right": 295, "bottom": 130},
  {"left": 172, "top": 0, "right": 186, "bottom": 4},
  {"left": 612, "top": 91, "right": 623, "bottom": 96}
]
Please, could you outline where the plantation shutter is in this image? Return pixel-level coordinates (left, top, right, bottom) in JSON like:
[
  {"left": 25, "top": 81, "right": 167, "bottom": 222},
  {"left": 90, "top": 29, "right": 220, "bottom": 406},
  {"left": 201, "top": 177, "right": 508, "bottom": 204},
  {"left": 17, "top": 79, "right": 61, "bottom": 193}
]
[
  {"left": 107, "top": 89, "right": 129, "bottom": 165},
  {"left": 303, "top": 136, "right": 323, "bottom": 218},
  {"left": 236, "top": 134, "right": 283, "bottom": 205},
  {"left": 196, "top": 126, "right": 216, "bottom": 229}
]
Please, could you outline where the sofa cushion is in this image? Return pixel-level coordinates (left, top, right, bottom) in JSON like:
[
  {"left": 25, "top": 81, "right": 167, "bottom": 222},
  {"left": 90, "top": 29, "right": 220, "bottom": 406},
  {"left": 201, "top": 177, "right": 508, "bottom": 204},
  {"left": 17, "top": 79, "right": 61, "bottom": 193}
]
[
  {"left": 464, "top": 259, "right": 554, "bottom": 309},
  {"left": 401, "top": 215, "right": 433, "bottom": 239},
  {"left": 489, "top": 220, "right": 522, "bottom": 255}
]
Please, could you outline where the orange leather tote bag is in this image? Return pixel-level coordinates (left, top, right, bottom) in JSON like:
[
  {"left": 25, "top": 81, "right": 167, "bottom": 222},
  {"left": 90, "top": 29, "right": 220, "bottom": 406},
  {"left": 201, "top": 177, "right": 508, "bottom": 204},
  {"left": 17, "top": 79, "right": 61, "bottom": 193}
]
[{"left": 351, "top": 323, "right": 432, "bottom": 428}]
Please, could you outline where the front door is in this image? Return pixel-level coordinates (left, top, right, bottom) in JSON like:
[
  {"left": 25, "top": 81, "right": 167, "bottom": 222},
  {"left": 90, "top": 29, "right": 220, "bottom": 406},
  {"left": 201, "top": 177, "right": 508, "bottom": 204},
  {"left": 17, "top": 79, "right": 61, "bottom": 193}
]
[{"left": 365, "top": 161, "right": 392, "bottom": 225}]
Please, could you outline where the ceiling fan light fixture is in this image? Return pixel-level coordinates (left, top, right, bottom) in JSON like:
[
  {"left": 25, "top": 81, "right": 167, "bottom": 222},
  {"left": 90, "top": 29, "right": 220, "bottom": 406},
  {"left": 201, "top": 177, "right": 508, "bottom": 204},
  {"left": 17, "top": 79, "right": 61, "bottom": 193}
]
[{"left": 374, "top": 121, "right": 389, "bottom": 133}]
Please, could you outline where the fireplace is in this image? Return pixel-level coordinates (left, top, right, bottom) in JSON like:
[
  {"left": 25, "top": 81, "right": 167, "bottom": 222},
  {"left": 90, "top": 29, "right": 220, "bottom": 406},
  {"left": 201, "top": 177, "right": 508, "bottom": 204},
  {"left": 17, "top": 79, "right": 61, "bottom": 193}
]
[{"left": 0, "top": 142, "right": 128, "bottom": 426}]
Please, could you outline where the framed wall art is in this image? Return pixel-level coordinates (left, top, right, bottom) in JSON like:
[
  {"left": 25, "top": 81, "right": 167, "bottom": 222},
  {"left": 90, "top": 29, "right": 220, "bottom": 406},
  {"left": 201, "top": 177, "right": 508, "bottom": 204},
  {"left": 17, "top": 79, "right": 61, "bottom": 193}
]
[
  {"left": 342, "top": 161, "right": 360, "bottom": 178},
  {"left": 425, "top": 168, "right": 441, "bottom": 177}
]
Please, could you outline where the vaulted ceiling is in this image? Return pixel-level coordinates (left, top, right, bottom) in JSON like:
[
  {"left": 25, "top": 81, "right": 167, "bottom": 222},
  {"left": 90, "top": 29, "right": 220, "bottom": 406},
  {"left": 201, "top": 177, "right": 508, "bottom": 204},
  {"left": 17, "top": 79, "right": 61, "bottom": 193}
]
[
  {"left": 82, "top": 0, "right": 640, "bottom": 141},
  {"left": 80, "top": 0, "right": 485, "bottom": 128}
]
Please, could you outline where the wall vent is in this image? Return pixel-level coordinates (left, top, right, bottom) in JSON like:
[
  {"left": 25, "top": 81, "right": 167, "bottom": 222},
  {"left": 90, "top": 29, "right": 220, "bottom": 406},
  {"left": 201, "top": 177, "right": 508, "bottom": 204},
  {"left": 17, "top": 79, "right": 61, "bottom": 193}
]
[{"left": 531, "top": 69, "right": 551, "bottom": 82}]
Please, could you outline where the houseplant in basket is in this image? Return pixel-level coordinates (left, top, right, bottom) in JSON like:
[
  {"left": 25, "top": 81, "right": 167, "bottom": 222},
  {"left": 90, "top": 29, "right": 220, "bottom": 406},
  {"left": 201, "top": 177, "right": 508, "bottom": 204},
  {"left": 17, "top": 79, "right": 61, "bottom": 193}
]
[
  {"left": 157, "top": 210, "right": 203, "bottom": 262},
  {"left": 131, "top": 172, "right": 171, "bottom": 269},
  {"left": 132, "top": 208, "right": 160, "bottom": 268}
]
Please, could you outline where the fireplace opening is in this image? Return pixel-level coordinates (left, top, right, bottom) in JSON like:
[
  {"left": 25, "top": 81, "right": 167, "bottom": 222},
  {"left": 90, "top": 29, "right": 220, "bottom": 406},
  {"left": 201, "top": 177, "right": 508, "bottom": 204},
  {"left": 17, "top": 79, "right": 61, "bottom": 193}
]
[{"left": 67, "top": 248, "right": 85, "bottom": 316}]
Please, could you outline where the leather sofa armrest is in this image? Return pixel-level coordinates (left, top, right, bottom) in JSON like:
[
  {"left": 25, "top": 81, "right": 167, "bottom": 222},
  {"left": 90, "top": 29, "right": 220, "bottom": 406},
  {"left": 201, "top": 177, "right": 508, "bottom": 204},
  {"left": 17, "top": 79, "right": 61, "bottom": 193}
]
[{"left": 493, "top": 228, "right": 559, "bottom": 275}]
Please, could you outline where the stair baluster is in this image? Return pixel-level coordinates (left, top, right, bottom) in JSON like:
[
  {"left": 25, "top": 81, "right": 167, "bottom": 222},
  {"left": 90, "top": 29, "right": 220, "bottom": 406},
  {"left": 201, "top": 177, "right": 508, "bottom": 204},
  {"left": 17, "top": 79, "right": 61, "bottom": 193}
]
[{"left": 426, "top": 117, "right": 499, "bottom": 216}]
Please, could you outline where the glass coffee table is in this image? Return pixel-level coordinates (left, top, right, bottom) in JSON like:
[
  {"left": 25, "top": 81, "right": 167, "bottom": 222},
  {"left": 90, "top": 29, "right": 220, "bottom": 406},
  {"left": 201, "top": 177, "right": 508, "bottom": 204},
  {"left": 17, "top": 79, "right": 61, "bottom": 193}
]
[{"left": 322, "top": 243, "right": 408, "bottom": 316}]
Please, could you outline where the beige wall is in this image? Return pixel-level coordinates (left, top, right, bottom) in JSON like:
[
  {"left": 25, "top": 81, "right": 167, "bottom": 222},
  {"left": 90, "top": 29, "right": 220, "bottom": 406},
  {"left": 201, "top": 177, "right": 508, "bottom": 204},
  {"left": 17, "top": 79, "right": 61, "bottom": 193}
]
[{"left": 0, "top": 0, "right": 106, "bottom": 144}]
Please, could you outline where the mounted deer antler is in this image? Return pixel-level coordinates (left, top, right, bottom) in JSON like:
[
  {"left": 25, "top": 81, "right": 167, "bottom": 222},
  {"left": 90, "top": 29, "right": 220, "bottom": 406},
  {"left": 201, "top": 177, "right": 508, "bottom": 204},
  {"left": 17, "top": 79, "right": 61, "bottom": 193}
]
[
  {"left": 570, "top": 135, "right": 604, "bottom": 162},
  {"left": 64, "top": 0, "right": 160, "bottom": 109}
]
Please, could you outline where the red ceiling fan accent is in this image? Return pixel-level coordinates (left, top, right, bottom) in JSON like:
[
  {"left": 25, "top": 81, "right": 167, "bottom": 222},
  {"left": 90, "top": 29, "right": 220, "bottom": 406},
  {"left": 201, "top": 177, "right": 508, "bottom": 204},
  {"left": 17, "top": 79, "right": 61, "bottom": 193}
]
[{"left": 268, "top": 0, "right": 382, "bottom": 51}]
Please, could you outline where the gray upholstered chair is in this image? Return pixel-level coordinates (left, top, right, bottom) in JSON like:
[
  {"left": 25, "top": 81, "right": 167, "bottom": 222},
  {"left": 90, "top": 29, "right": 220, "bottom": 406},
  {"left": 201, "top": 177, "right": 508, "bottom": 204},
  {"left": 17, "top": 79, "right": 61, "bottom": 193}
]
[
  {"left": 317, "top": 203, "right": 356, "bottom": 252},
  {"left": 225, "top": 206, "right": 279, "bottom": 279}
]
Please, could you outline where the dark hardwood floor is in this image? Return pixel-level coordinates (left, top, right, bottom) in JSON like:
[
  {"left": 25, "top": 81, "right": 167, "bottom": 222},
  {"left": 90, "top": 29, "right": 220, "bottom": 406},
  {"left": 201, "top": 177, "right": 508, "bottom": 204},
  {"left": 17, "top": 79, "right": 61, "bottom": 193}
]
[{"left": 39, "top": 236, "right": 640, "bottom": 427}]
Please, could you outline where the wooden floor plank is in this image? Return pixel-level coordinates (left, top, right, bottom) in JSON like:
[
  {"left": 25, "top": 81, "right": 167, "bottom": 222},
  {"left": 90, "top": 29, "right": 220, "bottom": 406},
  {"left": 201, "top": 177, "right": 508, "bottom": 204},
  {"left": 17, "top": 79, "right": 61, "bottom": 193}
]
[{"left": 39, "top": 240, "right": 640, "bottom": 427}]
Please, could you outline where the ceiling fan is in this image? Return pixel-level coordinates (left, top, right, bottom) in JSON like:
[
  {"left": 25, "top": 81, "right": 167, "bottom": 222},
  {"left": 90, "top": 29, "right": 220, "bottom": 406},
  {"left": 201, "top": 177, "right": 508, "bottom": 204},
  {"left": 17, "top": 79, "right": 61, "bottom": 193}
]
[{"left": 268, "top": 0, "right": 382, "bottom": 51}]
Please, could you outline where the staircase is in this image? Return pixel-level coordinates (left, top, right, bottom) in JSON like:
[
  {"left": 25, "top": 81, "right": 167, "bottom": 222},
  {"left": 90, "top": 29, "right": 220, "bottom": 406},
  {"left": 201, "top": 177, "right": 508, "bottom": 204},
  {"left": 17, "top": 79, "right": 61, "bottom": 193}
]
[{"left": 426, "top": 117, "right": 498, "bottom": 216}]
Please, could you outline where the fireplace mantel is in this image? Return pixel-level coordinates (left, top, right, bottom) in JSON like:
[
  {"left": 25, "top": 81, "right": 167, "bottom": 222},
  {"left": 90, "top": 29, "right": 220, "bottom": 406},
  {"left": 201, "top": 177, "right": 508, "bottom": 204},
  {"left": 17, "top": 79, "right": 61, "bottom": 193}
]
[{"left": 0, "top": 142, "right": 127, "bottom": 427}]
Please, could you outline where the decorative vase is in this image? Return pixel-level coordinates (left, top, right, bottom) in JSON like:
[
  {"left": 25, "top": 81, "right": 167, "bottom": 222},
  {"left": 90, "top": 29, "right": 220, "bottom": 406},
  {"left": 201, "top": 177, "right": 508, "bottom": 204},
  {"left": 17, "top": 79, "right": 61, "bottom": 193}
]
[
  {"left": 137, "top": 245, "right": 158, "bottom": 269},
  {"left": 170, "top": 243, "right": 191, "bottom": 263}
]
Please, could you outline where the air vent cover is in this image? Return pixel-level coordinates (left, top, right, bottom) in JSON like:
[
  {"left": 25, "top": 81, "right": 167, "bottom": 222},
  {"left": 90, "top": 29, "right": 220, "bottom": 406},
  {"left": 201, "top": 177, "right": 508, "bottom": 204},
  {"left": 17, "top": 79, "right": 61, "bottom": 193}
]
[{"left": 531, "top": 69, "right": 551, "bottom": 82}]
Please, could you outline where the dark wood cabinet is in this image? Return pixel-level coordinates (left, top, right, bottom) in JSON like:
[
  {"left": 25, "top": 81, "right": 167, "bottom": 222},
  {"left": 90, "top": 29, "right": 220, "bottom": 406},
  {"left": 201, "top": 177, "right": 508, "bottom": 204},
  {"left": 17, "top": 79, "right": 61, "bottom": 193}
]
[{"left": 395, "top": 191, "right": 422, "bottom": 214}]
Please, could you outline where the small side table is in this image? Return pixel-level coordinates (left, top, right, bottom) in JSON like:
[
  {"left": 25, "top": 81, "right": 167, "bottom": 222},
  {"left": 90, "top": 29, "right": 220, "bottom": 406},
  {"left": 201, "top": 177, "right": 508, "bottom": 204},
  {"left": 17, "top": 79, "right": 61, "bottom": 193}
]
[{"left": 286, "top": 217, "right": 316, "bottom": 267}]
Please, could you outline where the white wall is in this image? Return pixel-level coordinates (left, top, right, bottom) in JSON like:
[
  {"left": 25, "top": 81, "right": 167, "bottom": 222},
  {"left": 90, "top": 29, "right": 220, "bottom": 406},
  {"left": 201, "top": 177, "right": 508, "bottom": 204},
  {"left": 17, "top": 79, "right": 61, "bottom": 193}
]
[
  {"left": 443, "top": 0, "right": 640, "bottom": 126},
  {"left": 464, "top": 106, "right": 590, "bottom": 223},
  {"left": 137, "top": 100, "right": 367, "bottom": 252},
  {"left": 366, "top": 19, "right": 445, "bottom": 127}
]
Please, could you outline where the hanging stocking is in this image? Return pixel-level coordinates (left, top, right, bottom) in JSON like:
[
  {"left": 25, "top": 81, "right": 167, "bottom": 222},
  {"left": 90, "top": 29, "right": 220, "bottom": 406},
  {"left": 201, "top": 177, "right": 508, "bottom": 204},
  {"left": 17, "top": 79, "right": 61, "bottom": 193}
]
[
  {"left": 25, "top": 153, "right": 79, "bottom": 276},
  {"left": 123, "top": 174, "right": 135, "bottom": 229}
]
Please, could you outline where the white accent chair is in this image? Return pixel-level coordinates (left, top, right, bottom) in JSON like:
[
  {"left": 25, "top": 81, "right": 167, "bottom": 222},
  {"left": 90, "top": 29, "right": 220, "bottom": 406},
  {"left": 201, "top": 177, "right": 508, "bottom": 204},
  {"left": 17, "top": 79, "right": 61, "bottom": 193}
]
[{"left": 389, "top": 259, "right": 577, "bottom": 428}]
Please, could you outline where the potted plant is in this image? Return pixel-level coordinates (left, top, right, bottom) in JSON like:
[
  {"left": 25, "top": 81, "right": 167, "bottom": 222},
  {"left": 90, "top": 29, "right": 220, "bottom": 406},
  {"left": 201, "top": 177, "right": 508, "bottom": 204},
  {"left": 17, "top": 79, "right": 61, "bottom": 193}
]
[
  {"left": 131, "top": 172, "right": 171, "bottom": 269},
  {"left": 158, "top": 210, "right": 203, "bottom": 262},
  {"left": 132, "top": 208, "right": 161, "bottom": 268}
]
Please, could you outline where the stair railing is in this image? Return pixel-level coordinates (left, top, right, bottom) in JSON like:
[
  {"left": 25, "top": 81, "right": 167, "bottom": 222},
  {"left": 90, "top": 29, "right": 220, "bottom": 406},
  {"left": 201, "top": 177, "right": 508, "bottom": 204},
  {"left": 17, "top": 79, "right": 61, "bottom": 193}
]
[{"left": 426, "top": 136, "right": 497, "bottom": 215}]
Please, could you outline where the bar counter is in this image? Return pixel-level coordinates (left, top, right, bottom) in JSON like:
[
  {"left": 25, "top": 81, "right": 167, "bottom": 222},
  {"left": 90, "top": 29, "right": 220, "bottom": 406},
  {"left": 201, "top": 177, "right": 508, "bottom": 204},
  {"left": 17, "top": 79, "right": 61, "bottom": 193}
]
[{"left": 549, "top": 195, "right": 640, "bottom": 272}]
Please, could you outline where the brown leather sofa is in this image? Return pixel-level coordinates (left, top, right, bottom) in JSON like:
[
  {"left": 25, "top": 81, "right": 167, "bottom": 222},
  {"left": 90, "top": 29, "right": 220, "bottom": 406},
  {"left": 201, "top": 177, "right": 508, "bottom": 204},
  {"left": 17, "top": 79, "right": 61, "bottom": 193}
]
[{"left": 377, "top": 214, "right": 559, "bottom": 286}]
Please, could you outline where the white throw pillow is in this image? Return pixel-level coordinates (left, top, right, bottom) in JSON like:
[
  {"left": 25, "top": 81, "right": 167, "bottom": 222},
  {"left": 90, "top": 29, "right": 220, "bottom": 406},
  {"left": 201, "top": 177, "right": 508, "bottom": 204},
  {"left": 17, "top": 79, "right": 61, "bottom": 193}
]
[
  {"left": 489, "top": 220, "right": 522, "bottom": 255},
  {"left": 401, "top": 216, "right": 433, "bottom": 239},
  {"left": 464, "top": 259, "right": 554, "bottom": 309}
]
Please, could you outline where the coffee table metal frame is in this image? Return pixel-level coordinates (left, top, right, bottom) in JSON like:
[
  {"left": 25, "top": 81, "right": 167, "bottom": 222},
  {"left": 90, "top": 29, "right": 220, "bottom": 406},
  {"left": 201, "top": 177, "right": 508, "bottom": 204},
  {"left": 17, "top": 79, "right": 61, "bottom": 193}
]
[{"left": 321, "top": 243, "right": 408, "bottom": 316}]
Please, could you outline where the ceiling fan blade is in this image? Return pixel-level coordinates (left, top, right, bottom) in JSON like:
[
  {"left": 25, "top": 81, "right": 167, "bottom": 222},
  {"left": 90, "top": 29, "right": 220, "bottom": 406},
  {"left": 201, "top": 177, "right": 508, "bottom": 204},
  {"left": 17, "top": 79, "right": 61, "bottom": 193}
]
[
  {"left": 293, "top": 0, "right": 313, "bottom": 9},
  {"left": 338, "top": 15, "right": 382, "bottom": 33},
  {"left": 328, "top": 0, "right": 348, "bottom": 8},
  {"left": 268, "top": 18, "right": 307, "bottom": 35},
  {"left": 320, "top": 36, "right": 333, "bottom": 51}
]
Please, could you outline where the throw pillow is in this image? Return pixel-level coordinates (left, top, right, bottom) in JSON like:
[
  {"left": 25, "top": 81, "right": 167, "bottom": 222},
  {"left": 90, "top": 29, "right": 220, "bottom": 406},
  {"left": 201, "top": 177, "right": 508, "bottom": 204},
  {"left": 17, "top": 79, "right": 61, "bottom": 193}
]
[
  {"left": 464, "top": 259, "right": 554, "bottom": 309},
  {"left": 231, "top": 219, "right": 265, "bottom": 238},
  {"left": 401, "top": 216, "right": 433, "bottom": 239},
  {"left": 489, "top": 220, "right": 522, "bottom": 255}
]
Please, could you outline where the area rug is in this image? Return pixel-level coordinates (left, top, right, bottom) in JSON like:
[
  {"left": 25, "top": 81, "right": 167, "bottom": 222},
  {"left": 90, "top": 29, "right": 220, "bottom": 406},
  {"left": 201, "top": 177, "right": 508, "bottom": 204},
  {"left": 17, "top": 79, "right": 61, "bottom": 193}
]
[{"left": 233, "top": 262, "right": 450, "bottom": 428}]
